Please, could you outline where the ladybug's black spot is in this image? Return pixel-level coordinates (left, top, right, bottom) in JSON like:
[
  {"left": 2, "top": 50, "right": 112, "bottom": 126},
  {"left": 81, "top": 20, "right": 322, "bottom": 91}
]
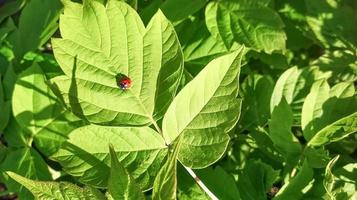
[{"left": 116, "top": 73, "right": 132, "bottom": 90}]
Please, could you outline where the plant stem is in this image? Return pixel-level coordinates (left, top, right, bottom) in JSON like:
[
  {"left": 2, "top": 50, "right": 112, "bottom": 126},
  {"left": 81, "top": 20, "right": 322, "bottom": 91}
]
[
  {"left": 184, "top": 166, "right": 219, "bottom": 200},
  {"left": 151, "top": 118, "right": 163, "bottom": 135}
]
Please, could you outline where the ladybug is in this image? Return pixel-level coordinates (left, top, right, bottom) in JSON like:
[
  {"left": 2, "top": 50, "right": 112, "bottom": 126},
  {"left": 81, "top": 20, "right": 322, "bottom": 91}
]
[{"left": 116, "top": 74, "right": 132, "bottom": 90}]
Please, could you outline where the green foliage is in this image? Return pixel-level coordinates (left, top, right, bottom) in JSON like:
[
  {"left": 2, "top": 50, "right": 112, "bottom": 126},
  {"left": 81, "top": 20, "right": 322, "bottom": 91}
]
[
  {"left": 0, "top": 0, "right": 356, "bottom": 199},
  {"left": 107, "top": 145, "right": 145, "bottom": 200}
]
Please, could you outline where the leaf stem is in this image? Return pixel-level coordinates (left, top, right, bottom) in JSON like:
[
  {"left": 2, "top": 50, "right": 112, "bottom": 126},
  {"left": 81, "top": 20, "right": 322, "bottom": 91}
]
[
  {"left": 184, "top": 166, "right": 219, "bottom": 200},
  {"left": 151, "top": 118, "right": 163, "bottom": 135}
]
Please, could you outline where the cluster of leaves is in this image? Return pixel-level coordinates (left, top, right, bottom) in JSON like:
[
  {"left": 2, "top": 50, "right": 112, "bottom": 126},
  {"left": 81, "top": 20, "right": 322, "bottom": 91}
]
[{"left": 0, "top": 0, "right": 356, "bottom": 199}]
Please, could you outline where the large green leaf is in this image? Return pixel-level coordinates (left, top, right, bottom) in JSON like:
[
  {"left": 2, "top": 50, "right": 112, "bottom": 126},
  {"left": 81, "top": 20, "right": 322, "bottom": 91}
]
[
  {"left": 51, "top": 125, "right": 167, "bottom": 189},
  {"left": 162, "top": 48, "right": 244, "bottom": 168},
  {"left": 302, "top": 81, "right": 357, "bottom": 145},
  {"left": 7, "top": 172, "right": 105, "bottom": 200},
  {"left": 7, "top": 0, "right": 62, "bottom": 59},
  {"left": 12, "top": 63, "right": 84, "bottom": 156},
  {"left": 0, "top": 148, "right": 51, "bottom": 199},
  {"left": 107, "top": 145, "right": 145, "bottom": 200},
  {"left": 205, "top": 0, "right": 286, "bottom": 53},
  {"left": 52, "top": 0, "right": 183, "bottom": 126},
  {"left": 269, "top": 98, "right": 302, "bottom": 165},
  {"left": 270, "top": 66, "right": 329, "bottom": 125}
]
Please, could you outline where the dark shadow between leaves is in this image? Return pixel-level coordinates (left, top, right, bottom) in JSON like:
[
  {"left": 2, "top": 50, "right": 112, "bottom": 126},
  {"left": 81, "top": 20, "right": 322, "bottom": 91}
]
[{"left": 69, "top": 56, "right": 85, "bottom": 120}]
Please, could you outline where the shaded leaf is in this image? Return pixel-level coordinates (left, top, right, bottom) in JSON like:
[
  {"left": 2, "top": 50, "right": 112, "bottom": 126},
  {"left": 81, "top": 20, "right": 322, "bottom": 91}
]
[
  {"left": 196, "top": 166, "right": 241, "bottom": 200},
  {"left": 12, "top": 63, "right": 84, "bottom": 156},
  {"left": 0, "top": 0, "right": 26, "bottom": 23},
  {"left": 52, "top": 125, "right": 167, "bottom": 189},
  {"left": 237, "top": 160, "right": 279, "bottom": 200},
  {"left": 107, "top": 145, "right": 145, "bottom": 200},
  {"left": 275, "top": 160, "right": 314, "bottom": 200},
  {"left": 7, "top": 172, "right": 105, "bottom": 200},
  {"left": 160, "top": 0, "right": 208, "bottom": 22},
  {"left": 152, "top": 140, "right": 180, "bottom": 200},
  {"left": 305, "top": 0, "right": 357, "bottom": 50},
  {"left": 269, "top": 98, "right": 302, "bottom": 165},
  {"left": 311, "top": 50, "right": 357, "bottom": 84},
  {"left": 270, "top": 66, "right": 329, "bottom": 125},
  {"left": 307, "top": 112, "right": 357, "bottom": 147},
  {"left": 239, "top": 74, "right": 274, "bottom": 131},
  {"left": 205, "top": 0, "right": 286, "bottom": 53},
  {"left": 0, "top": 148, "right": 51, "bottom": 199},
  {"left": 7, "top": 0, "right": 62, "bottom": 59}
]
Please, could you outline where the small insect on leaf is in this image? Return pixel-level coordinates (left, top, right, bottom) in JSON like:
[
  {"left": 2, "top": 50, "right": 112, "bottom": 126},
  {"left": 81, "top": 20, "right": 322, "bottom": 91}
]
[{"left": 116, "top": 73, "right": 132, "bottom": 90}]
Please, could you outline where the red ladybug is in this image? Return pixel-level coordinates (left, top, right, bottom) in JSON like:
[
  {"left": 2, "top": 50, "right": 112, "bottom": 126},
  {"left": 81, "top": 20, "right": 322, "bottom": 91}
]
[{"left": 118, "top": 77, "right": 132, "bottom": 90}]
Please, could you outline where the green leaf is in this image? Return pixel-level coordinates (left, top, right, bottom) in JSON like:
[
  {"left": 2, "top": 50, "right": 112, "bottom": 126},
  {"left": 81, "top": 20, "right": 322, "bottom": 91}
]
[
  {"left": 178, "top": 17, "right": 229, "bottom": 64},
  {"left": 304, "top": 147, "right": 330, "bottom": 168},
  {"left": 324, "top": 155, "right": 340, "bottom": 199},
  {"left": 0, "top": 18, "right": 15, "bottom": 43},
  {"left": 196, "top": 166, "right": 241, "bottom": 200},
  {"left": 329, "top": 162, "right": 357, "bottom": 199},
  {"left": 270, "top": 66, "right": 329, "bottom": 125},
  {"left": 302, "top": 81, "right": 357, "bottom": 146},
  {"left": 3, "top": 64, "right": 17, "bottom": 100},
  {"left": 0, "top": 75, "right": 11, "bottom": 132},
  {"left": 239, "top": 74, "right": 274, "bottom": 131},
  {"left": 205, "top": 0, "right": 286, "bottom": 53},
  {"left": 12, "top": 63, "right": 84, "bottom": 156},
  {"left": 301, "top": 80, "right": 330, "bottom": 140},
  {"left": 305, "top": 0, "right": 357, "bottom": 50},
  {"left": 310, "top": 50, "right": 357, "bottom": 84},
  {"left": 0, "top": 148, "right": 52, "bottom": 199},
  {"left": 52, "top": 0, "right": 183, "bottom": 126},
  {"left": 2, "top": 116, "right": 31, "bottom": 147},
  {"left": 177, "top": 164, "right": 210, "bottom": 200},
  {"left": 0, "top": 0, "right": 26, "bottom": 23},
  {"left": 160, "top": 0, "right": 208, "bottom": 22},
  {"left": 307, "top": 112, "right": 357, "bottom": 147},
  {"left": 275, "top": 160, "right": 314, "bottom": 200},
  {"left": 269, "top": 98, "right": 302, "bottom": 165},
  {"left": 6, "top": 172, "right": 105, "bottom": 200},
  {"left": 237, "top": 160, "right": 279, "bottom": 200},
  {"left": 51, "top": 124, "right": 167, "bottom": 189},
  {"left": 152, "top": 140, "right": 180, "bottom": 200},
  {"left": 163, "top": 47, "right": 245, "bottom": 168},
  {"left": 107, "top": 145, "right": 145, "bottom": 200},
  {"left": 7, "top": 0, "right": 62, "bottom": 59}
]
